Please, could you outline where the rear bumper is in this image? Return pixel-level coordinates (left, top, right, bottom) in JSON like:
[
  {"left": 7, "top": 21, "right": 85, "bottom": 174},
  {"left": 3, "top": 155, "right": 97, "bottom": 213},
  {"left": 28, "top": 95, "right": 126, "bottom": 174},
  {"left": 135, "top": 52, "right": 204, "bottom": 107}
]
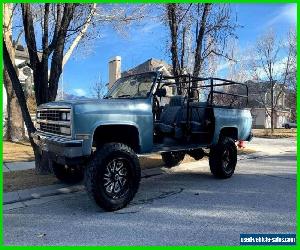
[{"left": 32, "top": 131, "right": 86, "bottom": 165}]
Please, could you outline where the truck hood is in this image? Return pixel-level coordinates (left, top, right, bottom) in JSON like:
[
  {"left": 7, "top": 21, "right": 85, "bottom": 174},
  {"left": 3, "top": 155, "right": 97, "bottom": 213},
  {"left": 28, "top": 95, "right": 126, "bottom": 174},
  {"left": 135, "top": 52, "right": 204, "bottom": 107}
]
[
  {"left": 38, "top": 98, "right": 152, "bottom": 114},
  {"left": 39, "top": 98, "right": 108, "bottom": 108}
]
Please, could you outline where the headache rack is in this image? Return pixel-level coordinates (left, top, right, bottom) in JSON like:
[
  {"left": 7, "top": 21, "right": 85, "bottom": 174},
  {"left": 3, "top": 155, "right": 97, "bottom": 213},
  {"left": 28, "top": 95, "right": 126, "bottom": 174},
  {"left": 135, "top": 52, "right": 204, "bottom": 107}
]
[
  {"left": 160, "top": 74, "right": 249, "bottom": 106},
  {"left": 157, "top": 74, "right": 249, "bottom": 132}
]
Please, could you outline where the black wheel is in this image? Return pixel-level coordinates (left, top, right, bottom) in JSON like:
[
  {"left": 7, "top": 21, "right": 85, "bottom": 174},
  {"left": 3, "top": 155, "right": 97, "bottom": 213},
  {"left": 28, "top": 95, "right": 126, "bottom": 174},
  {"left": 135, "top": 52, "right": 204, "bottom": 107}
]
[
  {"left": 52, "top": 162, "right": 84, "bottom": 184},
  {"left": 285, "top": 124, "right": 290, "bottom": 129},
  {"left": 209, "top": 137, "right": 237, "bottom": 179},
  {"left": 161, "top": 151, "right": 185, "bottom": 168},
  {"left": 85, "top": 143, "right": 141, "bottom": 211}
]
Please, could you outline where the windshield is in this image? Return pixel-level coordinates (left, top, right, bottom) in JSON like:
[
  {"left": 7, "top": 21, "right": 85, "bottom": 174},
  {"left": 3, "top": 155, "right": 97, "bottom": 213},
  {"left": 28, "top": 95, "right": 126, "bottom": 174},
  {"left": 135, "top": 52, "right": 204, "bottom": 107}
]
[{"left": 106, "top": 72, "right": 157, "bottom": 99}]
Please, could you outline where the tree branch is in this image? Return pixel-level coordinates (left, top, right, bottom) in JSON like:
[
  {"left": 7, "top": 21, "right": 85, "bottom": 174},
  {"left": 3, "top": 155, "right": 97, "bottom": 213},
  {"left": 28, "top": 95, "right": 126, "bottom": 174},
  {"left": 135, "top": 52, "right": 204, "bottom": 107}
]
[
  {"left": 21, "top": 4, "right": 40, "bottom": 68},
  {"left": 62, "top": 3, "right": 96, "bottom": 68},
  {"left": 48, "top": 4, "right": 76, "bottom": 100},
  {"left": 48, "top": 3, "right": 62, "bottom": 52},
  {"left": 193, "top": 3, "right": 211, "bottom": 76}
]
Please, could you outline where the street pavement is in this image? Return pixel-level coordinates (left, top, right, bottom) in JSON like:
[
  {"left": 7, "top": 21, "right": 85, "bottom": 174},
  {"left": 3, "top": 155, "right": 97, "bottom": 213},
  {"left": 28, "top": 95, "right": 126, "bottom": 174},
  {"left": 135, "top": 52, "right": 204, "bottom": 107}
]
[{"left": 3, "top": 138, "right": 296, "bottom": 246}]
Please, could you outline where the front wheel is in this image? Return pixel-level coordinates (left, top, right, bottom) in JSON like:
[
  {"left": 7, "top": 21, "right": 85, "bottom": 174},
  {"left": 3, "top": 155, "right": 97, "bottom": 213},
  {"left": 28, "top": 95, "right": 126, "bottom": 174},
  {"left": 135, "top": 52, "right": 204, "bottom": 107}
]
[
  {"left": 85, "top": 143, "right": 141, "bottom": 211},
  {"left": 209, "top": 137, "right": 237, "bottom": 179},
  {"left": 285, "top": 124, "right": 290, "bottom": 129},
  {"left": 161, "top": 151, "right": 185, "bottom": 168}
]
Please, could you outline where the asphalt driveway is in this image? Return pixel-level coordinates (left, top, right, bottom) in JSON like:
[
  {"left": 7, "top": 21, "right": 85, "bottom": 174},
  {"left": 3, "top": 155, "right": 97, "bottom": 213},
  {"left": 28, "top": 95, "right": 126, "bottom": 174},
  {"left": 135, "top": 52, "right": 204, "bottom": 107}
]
[{"left": 4, "top": 138, "right": 296, "bottom": 246}]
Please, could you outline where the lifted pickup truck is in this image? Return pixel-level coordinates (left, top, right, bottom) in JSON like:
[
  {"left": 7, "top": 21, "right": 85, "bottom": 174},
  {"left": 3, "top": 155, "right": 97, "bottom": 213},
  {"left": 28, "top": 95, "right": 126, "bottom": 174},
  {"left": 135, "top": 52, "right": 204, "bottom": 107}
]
[{"left": 33, "top": 72, "right": 252, "bottom": 211}]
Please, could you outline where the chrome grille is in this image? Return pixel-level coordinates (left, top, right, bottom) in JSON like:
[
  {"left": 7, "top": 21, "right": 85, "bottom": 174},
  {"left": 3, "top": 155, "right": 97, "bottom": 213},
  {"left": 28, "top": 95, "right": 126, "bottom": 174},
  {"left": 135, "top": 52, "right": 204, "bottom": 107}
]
[
  {"left": 40, "top": 123, "right": 61, "bottom": 135},
  {"left": 39, "top": 110, "right": 61, "bottom": 121},
  {"left": 37, "top": 108, "right": 71, "bottom": 136}
]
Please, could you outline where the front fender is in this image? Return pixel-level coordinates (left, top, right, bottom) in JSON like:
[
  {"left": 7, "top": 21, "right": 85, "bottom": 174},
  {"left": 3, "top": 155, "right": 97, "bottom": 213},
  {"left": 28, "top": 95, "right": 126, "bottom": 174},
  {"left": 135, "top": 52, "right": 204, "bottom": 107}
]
[{"left": 90, "top": 121, "right": 141, "bottom": 150}]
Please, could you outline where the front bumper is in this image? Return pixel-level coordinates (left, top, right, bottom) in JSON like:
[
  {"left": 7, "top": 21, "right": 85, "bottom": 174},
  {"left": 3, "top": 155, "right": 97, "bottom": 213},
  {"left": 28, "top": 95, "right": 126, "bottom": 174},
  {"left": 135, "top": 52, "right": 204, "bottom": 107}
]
[{"left": 32, "top": 131, "right": 85, "bottom": 165}]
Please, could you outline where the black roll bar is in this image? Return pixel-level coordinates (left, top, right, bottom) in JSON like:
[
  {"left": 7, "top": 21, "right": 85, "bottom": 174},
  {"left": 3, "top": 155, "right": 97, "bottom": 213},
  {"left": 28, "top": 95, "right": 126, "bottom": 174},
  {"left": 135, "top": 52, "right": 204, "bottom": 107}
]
[{"left": 159, "top": 74, "right": 249, "bottom": 106}]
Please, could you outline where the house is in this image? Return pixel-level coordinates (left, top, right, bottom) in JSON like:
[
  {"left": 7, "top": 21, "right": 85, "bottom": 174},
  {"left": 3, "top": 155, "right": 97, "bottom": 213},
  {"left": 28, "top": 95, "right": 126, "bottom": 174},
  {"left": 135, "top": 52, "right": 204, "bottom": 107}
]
[
  {"left": 121, "top": 58, "right": 172, "bottom": 77},
  {"left": 108, "top": 57, "right": 172, "bottom": 89},
  {"left": 3, "top": 44, "right": 35, "bottom": 118},
  {"left": 245, "top": 80, "right": 291, "bottom": 128}
]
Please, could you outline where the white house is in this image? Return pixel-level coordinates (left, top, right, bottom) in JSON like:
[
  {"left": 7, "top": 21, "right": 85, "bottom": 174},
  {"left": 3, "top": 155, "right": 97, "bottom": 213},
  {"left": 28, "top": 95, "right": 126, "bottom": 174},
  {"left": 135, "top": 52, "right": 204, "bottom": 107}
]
[
  {"left": 3, "top": 44, "right": 34, "bottom": 119},
  {"left": 246, "top": 81, "right": 291, "bottom": 128}
]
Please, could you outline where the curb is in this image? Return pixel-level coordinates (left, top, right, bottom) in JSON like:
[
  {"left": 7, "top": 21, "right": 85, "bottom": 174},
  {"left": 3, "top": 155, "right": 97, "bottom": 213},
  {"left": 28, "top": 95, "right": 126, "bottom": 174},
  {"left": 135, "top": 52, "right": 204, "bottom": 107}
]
[{"left": 3, "top": 167, "right": 165, "bottom": 209}]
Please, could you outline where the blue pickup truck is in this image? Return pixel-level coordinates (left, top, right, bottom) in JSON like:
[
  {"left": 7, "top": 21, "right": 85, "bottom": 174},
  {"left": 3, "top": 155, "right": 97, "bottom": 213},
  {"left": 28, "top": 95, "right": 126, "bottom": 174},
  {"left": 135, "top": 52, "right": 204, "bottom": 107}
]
[{"left": 33, "top": 72, "right": 252, "bottom": 211}]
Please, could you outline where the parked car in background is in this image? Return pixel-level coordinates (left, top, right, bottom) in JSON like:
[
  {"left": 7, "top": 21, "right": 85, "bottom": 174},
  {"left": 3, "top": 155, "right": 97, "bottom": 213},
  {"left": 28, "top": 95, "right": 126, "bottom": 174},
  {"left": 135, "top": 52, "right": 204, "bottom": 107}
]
[{"left": 282, "top": 121, "right": 297, "bottom": 129}]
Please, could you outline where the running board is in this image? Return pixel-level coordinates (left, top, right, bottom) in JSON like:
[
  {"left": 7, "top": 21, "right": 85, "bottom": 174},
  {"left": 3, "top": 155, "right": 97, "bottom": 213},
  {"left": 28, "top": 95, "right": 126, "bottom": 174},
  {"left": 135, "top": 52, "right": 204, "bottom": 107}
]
[{"left": 138, "top": 143, "right": 212, "bottom": 156}]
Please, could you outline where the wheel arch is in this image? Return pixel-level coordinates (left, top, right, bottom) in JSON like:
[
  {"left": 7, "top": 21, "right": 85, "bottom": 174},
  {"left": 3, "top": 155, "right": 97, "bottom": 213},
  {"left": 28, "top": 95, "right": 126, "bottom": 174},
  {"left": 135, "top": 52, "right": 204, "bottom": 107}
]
[
  {"left": 91, "top": 122, "right": 141, "bottom": 153},
  {"left": 219, "top": 127, "right": 238, "bottom": 141}
]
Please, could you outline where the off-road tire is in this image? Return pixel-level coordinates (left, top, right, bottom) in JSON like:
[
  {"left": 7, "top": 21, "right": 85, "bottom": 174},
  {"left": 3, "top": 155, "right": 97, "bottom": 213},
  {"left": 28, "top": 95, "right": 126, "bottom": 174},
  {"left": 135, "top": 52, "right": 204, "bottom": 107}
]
[
  {"left": 85, "top": 143, "right": 141, "bottom": 211},
  {"left": 209, "top": 137, "right": 237, "bottom": 179},
  {"left": 52, "top": 162, "right": 84, "bottom": 184},
  {"left": 161, "top": 151, "right": 185, "bottom": 168}
]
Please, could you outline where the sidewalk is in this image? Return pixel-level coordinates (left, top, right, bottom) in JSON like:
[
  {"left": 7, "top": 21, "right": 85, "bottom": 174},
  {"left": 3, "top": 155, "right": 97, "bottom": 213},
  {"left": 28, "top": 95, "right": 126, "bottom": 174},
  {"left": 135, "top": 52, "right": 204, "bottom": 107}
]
[{"left": 3, "top": 161, "right": 35, "bottom": 173}]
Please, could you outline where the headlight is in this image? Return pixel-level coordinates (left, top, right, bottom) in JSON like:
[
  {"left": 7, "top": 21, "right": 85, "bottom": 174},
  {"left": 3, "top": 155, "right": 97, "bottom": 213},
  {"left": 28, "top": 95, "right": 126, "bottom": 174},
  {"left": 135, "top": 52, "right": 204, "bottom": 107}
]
[
  {"left": 60, "top": 127, "right": 71, "bottom": 135},
  {"left": 37, "top": 112, "right": 40, "bottom": 119},
  {"left": 61, "top": 112, "right": 67, "bottom": 120},
  {"left": 66, "top": 112, "right": 71, "bottom": 121}
]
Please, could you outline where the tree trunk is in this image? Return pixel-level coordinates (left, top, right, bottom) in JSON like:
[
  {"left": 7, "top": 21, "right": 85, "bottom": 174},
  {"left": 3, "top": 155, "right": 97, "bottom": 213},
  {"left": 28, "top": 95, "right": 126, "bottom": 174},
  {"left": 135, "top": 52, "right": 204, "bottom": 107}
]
[
  {"left": 62, "top": 3, "right": 97, "bottom": 68},
  {"left": 3, "top": 3, "right": 26, "bottom": 141},
  {"left": 193, "top": 3, "right": 211, "bottom": 77},
  {"left": 167, "top": 4, "right": 182, "bottom": 93},
  {"left": 270, "top": 84, "right": 274, "bottom": 133},
  {"left": 3, "top": 39, "right": 52, "bottom": 174},
  {"left": 4, "top": 69, "right": 25, "bottom": 141}
]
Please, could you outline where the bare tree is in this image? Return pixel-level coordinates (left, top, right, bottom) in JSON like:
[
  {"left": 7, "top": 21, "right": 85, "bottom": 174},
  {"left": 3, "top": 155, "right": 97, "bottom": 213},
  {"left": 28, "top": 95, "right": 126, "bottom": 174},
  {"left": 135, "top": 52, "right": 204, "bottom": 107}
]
[
  {"left": 251, "top": 30, "right": 295, "bottom": 132},
  {"left": 3, "top": 3, "right": 26, "bottom": 141},
  {"left": 285, "top": 30, "right": 297, "bottom": 121},
  {"left": 90, "top": 77, "right": 106, "bottom": 99},
  {"left": 3, "top": 39, "right": 45, "bottom": 171},
  {"left": 4, "top": 3, "right": 78, "bottom": 173},
  {"left": 165, "top": 4, "right": 237, "bottom": 76},
  {"left": 63, "top": 4, "right": 147, "bottom": 64},
  {"left": 4, "top": 3, "right": 147, "bottom": 172},
  {"left": 3, "top": 3, "right": 78, "bottom": 173},
  {"left": 22, "top": 4, "right": 78, "bottom": 105}
]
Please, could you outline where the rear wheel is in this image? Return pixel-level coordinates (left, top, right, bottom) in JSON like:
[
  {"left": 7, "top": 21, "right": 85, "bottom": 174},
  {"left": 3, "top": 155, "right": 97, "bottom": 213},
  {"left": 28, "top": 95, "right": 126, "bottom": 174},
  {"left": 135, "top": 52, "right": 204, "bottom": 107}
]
[
  {"left": 161, "top": 151, "right": 185, "bottom": 168},
  {"left": 85, "top": 143, "right": 141, "bottom": 211},
  {"left": 209, "top": 137, "right": 237, "bottom": 179},
  {"left": 52, "top": 162, "right": 84, "bottom": 184}
]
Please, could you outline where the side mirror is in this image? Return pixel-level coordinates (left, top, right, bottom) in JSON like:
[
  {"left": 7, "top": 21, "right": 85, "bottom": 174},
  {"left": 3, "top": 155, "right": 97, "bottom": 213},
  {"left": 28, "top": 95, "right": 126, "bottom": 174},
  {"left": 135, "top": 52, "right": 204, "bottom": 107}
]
[{"left": 155, "top": 88, "right": 167, "bottom": 97}]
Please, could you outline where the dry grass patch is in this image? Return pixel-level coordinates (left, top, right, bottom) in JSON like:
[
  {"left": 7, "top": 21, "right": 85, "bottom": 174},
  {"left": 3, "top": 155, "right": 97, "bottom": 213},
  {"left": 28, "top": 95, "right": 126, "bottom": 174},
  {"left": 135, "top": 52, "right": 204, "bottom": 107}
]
[
  {"left": 3, "top": 169, "right": 58, "bottom": 192},
  {"left": 253, "top": 128, "right": 297, "bottom": 138},
  {"left": 3, "top": 141, "right": 34, "bottom": 163}
]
